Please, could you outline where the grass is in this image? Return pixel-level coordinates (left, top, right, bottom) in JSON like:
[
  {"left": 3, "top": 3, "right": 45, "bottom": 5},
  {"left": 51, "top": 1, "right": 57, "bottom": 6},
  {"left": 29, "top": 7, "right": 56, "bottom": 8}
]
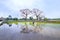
[
  {"left": 7, "top": 20, "right": 18, "bottom": 24},
  {"left": 6, "top": 20, "right": 60, "bottom": 26},
  {"left": 7, "top": 20, "right": 46, "bottom": 25},
  {"left": 45, "top": 21, "right": 60, "bottom": 24}
]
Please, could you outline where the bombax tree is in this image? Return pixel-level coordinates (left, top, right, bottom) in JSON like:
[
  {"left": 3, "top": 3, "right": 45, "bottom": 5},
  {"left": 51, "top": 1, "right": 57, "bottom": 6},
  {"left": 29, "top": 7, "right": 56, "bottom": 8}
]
[
  {"left": 20, "top": 9, "right": 31, "bottom": 20},
  {"left": 32, "top": 8, "right": 43, "bottom": 20}
]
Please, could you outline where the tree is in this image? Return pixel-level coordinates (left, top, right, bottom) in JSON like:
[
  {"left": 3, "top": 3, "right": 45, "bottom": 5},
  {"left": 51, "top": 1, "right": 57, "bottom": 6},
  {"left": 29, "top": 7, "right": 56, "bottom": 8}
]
[
  {"left": 29, "top": 17, "right": 33, "bottom": 20},
  {"left": 44, "top": 17, "right": 48, "bottom": 21},
  {"left": 32, "top": 8, "right": 43, "bottom": 20},
  {"left": 20, "top": 9, "right": 31, "bottom": 20},
  {"left": 9, "top": 15, "right": 12, "bottom": 17},
  {"left": 6, "top": 15, "right": 12, "bottom": 20},
  {"left": 13, "top": 18, "right": 18, "bottom": 20}
]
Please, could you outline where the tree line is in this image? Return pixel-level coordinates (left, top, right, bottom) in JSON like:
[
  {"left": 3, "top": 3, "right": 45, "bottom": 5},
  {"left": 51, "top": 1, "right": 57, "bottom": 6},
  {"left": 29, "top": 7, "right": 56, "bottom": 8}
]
[{"left": 6, "top": 8, "right": 48, "bottom": 21}]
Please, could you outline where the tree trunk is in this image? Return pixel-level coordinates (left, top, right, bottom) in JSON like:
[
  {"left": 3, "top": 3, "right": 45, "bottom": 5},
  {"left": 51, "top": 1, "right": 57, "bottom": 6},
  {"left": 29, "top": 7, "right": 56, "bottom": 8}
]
[
  {"left": 25, "top": 16, "right": 27, "bottom": 20},
  {"left": 36, "top": 16, "right": 38, "bottom": 21},
  {"left": 25, "top": 14, "right": 27, "bottom": 21}
]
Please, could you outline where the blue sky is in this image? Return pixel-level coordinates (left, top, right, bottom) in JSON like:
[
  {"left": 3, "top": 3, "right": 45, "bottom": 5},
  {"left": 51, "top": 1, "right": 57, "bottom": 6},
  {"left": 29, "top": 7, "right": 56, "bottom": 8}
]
[{"left": 0, "top": 0, "right": 60, "bottom": 18}]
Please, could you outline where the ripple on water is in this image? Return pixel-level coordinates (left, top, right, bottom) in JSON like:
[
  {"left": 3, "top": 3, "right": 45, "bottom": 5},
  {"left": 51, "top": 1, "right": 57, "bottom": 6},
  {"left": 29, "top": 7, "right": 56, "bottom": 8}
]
[{"left": 0, "top": 23, "right": 60, "bottom": 40}]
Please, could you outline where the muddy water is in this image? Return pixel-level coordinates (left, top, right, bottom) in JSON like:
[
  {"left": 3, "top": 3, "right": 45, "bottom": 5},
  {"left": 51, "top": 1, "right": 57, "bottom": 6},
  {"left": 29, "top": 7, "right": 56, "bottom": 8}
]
[{"left": 0, "top": 23, "right": 60, "bottom": 40}]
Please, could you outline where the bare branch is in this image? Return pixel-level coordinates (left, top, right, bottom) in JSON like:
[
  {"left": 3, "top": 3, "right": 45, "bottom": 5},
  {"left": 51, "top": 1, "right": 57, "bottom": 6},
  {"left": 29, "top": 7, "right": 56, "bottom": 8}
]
[
  {"left": 20, "top": 9, "right": 31, "bottom": 20},
  {"left": 32, "top": 8, "right": 43, "bottom": 20}
]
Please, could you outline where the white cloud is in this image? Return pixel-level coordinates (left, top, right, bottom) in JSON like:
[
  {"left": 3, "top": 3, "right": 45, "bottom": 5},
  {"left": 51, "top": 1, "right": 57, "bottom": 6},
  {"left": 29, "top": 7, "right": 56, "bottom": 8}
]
[
  {"left": 2, "top": 0, "right": 44, "bottom": 11},
  {"left": 3, "top": 0, "right": 37, "bottom": 11},
  {"left": 0, "top": 0, "right": 45, "bottom": 18}
]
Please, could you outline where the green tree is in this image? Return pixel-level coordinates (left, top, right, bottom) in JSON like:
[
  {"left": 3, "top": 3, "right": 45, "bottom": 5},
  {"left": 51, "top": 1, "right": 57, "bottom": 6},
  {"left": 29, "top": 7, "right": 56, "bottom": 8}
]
[
  {"left": 13, "top": 18, "right": 18, "bottom": 20},
  {"left": 29, "top": 17, "right": 33, "bottom": 20},
  {"left": 6, "top": 15, "right": 12, "bottom": 20},
  {"left": 44, "top": 18, "right": 48, "bottom": 21}
]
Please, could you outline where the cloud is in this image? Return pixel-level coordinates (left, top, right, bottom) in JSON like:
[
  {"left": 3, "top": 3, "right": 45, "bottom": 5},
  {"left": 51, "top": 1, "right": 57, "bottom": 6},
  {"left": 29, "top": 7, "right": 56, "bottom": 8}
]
[
  {"left": 0, "top": 0, "right": 45, "bottom": 18},
  {"left": 2, "top": 0, "right": 37, "bottom": 11},
  {"left": 1, "top": 0, "right": 44, "bottom": 11}
]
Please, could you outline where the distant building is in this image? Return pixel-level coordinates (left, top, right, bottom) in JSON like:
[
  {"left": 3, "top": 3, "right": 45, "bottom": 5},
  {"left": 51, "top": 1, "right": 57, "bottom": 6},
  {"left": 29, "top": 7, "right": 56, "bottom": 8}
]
[{"left": 0, "top": 17, "right": 5, "bottom": 21}]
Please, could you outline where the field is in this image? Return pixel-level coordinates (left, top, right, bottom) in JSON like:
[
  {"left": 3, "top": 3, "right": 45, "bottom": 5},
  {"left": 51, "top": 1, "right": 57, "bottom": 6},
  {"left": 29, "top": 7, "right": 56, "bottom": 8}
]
[{"left": 6, "top": 20, "right": 60, "bottom": 26}]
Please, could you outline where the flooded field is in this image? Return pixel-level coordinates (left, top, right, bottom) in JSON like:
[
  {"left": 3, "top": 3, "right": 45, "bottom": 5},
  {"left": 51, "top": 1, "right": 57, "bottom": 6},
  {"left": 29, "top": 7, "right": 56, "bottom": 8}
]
[{"left": 0, "top": 23, "right": 60, "bottom": 40}]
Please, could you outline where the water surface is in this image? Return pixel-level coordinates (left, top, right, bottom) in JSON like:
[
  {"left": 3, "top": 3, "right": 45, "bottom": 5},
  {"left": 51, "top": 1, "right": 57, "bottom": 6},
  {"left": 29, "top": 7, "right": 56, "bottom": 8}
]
[{"left": 0, "top": 23, "right": 60, "bottom": 40}]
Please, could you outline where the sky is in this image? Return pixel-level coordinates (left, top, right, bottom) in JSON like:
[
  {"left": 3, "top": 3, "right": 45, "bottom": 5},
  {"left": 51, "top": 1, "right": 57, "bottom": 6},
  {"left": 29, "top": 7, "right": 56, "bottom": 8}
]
[{"left": 0, "top": 0, "right": 60, "bottom": 18}]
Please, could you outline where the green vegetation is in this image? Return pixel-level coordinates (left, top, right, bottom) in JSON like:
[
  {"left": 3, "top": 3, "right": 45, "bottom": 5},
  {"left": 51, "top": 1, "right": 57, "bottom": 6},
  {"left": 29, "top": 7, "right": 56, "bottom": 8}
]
[
  {"left": 6, "top": 20, "right": 45, "bottom": 25},
  {"left": 6, "top": 20, "right": 60, "bottom": 26}
]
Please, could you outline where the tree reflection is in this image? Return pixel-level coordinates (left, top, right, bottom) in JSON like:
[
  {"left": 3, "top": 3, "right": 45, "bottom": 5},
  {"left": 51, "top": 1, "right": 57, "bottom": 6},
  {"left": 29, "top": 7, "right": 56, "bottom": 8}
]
[
  {"left": 20, "top": 22, "right": 29, "bottom": 33},
  {"left": 20, "top": 22, "right": 43, "bottom": 33},
  {"left": 9, "top": 24, "right": 12, "bottom": 27},
  {"left": 32, "top": 22, "right": 43, "bottom": 33}
]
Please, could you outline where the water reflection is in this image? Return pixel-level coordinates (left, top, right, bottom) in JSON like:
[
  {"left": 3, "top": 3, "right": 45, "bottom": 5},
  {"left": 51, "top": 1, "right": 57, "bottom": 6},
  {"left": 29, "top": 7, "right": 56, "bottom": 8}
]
[
  {"left": 9, "top": 24, "right": 12, "bottom": 27},
  {"left": 20, "top": 23, "right": 32, "bottom": 33},
  {"left": 19, "top": 22, "right": 43, "bottom": 33},
  {"left": 0, "top": 22, "right": 4, "bottom": 26},
  {"left": 0, "top": 23, "right": 60, "bottom": 40},
  {"left": 0, "top": 23, "right": 3, "bottom": 26}
]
